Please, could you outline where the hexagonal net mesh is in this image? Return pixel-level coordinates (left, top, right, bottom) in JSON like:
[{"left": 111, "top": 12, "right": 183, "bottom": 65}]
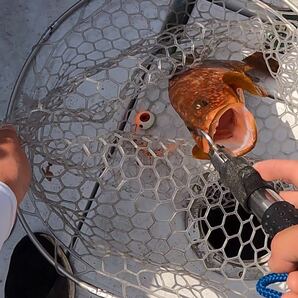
[{"left": 6, "top": 0, "right": 298, "bottom": 297}]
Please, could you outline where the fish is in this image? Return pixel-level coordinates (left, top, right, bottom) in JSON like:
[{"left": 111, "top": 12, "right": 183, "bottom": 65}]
[
  {"left": 243, "top": 52, "right": 279, "bottom": 74},
  {"left": 168, "top": 59, "right": 268, "bottom": 159}
]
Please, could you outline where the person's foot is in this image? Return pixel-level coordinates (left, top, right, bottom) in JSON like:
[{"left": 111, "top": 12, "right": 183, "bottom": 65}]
[{"left": 5, "top": 233, "right": 75, "bottom": 298}]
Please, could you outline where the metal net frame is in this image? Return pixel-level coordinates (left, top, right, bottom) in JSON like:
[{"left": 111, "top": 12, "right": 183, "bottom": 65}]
[{"left": 6, "top": 0, "right": 298, "bottom": 297}]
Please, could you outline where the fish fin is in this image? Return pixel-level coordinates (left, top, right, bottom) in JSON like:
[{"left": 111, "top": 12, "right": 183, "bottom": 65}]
[
  {"left": 192, "top": 145, "right": 210, "bottom": 160},
  {"left": 203, "top": 60, "right": 252, "bottom": 73},
  {"left": 223, "top": 71, "right": 268, "bottom": 97},
  {"left": 243, "top": 51, "right": 279, "bottom": 74},
  {"left": 224, "top": 61, "right": 252, "bottom": 73},
  {"left": 236, "top": 88, "right": 245, "bottom": 103}
]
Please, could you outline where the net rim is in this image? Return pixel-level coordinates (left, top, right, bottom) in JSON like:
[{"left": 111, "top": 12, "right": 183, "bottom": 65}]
[{"left": 8, "top": 0, "right": 298, "bottom": 297}]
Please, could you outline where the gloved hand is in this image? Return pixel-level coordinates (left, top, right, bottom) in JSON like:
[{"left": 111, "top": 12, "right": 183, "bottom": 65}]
[
  {"left": 255, "top": 160, "right": 298, "bottom": 298},
  {"left": 0, "top": 126, "right": 31, "bottom": 205}
]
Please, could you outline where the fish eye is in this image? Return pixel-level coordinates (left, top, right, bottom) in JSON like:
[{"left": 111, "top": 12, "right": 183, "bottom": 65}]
[{"left": 194, "top": 98, "right": 209, "bottom": 109}]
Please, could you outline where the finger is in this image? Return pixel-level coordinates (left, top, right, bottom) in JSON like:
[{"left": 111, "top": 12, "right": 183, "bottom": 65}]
[
  {"left": 0, "top": 124, "right": 16, "bottom": 131},
  {"left": 269, "top": 225, "right": 298, "bottom": 272},
  {"left": 0, "top": 127, "right": 18, "bottom": 139},
  {"left": 254, "top": 160, "right": 298, "bottom": 186},
  {"left": 269, "top": 256, "right": 296, "bottom": 273},
  {"left": 279, "top": 191, "right": 298, "bottom": 208},
  {"left": 283, "top": 292, "right": 298, "bottom": 298},
  {"left": 0, "top": 128, "right": 21, "bottom": 146},
  {"left": 287, "top": 272, "right": 298, "bottom": 294}
]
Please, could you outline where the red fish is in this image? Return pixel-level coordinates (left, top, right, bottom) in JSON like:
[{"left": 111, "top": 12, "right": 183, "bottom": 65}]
[{"left": 169, "top": 60, "right": 267, "bottom": 159}]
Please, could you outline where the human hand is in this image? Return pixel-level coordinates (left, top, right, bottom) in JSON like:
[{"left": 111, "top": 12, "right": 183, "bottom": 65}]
[
  {"left": 255, "top": 160, "right": 298, "bottom": 298},
  {"left": 0, "top": 126, "right": 31, "bottom": 205}
]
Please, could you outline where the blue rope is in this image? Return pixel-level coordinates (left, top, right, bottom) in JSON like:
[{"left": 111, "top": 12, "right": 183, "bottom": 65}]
[{"left": 256, "top": 273, "right": 288, "bottom": 297}]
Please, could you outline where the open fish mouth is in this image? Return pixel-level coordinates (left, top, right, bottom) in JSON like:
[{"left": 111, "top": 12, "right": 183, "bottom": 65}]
[{"left": 208, "top": 103, "right": 257, "bottom": 156}]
